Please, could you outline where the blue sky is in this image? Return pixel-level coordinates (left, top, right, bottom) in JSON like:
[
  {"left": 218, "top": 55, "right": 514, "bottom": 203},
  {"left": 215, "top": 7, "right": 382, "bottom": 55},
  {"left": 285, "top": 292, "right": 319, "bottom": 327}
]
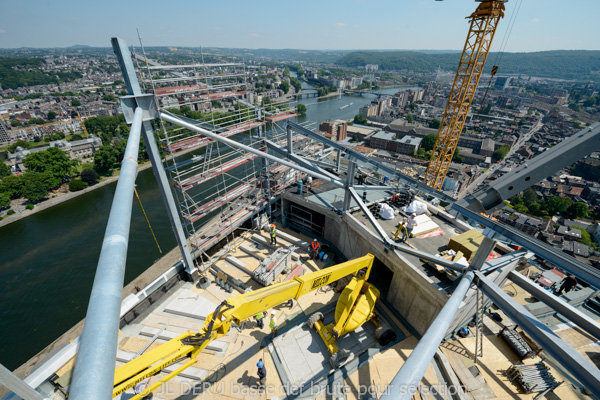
[{"left": 0, "top": 0, "right": 598, "bottom": 51}]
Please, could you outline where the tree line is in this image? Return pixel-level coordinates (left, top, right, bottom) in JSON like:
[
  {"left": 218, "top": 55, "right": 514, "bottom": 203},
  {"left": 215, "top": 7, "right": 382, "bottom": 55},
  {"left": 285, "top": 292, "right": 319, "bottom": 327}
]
[{"left": 0, "top": 58, "right": 82, "bottom": 89}]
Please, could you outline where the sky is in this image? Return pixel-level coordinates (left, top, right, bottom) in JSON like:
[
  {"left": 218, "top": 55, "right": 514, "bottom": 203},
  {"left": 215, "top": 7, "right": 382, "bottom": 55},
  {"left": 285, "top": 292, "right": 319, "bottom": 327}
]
[{"left": 0, "top": 0, "right": 598, "bottom": 52}]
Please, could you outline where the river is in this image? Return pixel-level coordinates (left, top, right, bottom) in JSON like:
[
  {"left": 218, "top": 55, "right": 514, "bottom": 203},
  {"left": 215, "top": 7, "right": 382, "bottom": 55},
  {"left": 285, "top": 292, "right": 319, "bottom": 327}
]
[{"left": 0, "top": 82, "right": 413, "bottom": 370}]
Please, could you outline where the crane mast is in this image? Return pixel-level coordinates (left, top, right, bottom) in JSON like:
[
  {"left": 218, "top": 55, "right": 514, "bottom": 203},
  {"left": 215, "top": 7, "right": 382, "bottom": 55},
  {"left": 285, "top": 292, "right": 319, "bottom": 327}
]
[{"left": 423, "top": 1, "right": 505, "bottom": 190}]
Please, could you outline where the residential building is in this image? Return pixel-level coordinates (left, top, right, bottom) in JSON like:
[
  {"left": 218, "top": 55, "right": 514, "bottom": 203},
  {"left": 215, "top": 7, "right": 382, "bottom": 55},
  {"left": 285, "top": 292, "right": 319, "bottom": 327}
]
[
  {"left": 395, "top": 136, "right": 421, "bottom": 155},
  {"left": 319, "top": 119, "right": 347, "bottom": 142}
]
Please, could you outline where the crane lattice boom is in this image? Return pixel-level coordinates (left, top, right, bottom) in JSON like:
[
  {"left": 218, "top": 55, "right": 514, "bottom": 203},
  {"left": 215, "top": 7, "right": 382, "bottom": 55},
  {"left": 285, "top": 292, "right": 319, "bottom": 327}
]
[{"left": 424, "top": 1, "right": 505, "bottom": 190}]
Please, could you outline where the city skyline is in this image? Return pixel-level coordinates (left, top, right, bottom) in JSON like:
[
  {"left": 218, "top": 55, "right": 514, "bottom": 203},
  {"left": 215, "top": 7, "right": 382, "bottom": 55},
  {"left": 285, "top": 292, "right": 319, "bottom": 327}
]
[{"left": 0, "top": 0, "right": 599, "bottom": 52}]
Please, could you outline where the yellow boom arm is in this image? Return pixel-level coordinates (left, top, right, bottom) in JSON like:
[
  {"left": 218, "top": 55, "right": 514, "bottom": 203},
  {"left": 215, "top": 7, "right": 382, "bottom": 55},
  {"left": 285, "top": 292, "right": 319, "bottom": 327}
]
[{"left": 113, "top": 254, "right": 375, "bottom": 399}]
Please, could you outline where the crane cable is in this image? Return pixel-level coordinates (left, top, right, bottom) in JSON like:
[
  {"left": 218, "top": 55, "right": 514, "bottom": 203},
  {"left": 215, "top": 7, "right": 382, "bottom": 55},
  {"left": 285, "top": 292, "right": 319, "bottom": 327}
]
[
  {"left": 134, "top": 185, "right": 162, "bottom": 253},
  {"left": 477, "top": 0, "right": 523, "bottom": 114}
]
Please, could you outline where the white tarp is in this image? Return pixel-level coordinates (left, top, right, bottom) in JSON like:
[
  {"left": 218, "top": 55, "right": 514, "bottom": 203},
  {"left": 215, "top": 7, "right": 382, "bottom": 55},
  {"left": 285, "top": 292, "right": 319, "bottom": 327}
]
[
  {"left": 379, "top": 203, "right": 395, "bottom": 220},
  {"left": 403, "top": 200, "right": 428, "bottom": 215}
]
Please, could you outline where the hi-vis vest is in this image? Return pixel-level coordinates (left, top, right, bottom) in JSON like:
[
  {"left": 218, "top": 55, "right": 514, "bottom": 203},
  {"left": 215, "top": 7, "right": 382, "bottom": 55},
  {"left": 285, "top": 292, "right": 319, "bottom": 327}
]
[
  {"left": 311, "top": 241, "right": 319, "bottom": 251},
  {"left": 270, "top": 227, "right": 276, "bottom": 237},
  {"left": 269, "top": 317, "right": 278, "bottom": 330},
  {"left": 255, "top": 312, "right": 263, "bottom": 321}
]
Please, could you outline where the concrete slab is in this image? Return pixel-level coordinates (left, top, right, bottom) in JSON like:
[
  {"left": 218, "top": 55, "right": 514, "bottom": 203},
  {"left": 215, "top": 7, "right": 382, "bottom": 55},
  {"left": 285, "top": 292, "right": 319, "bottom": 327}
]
[
  {"left": 164, "top": 288, "right": 217, "bottom": 321},
  {"left": 270, "top": 307, "right": 378, "bottom": 394}
]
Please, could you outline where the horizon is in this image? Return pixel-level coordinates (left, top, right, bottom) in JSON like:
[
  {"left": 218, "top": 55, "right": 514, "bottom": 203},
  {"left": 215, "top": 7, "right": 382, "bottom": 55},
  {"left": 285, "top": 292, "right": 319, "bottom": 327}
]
[{"left": 0, "top": 1, "right": 599, "bottom": 52}]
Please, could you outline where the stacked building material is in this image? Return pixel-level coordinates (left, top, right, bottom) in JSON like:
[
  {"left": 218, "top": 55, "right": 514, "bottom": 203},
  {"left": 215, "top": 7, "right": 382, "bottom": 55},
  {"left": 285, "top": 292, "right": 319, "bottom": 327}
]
[
  {"left": 253, "top": 246, "right": 297, "bottom": 286},
  {"left": 507, "top": 363, "right": 561, "bottom": 394}
]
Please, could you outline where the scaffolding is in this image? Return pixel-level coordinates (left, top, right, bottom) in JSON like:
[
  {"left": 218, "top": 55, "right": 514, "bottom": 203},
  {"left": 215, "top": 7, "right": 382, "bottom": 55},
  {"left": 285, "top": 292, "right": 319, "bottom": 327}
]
[{"left": 130, "top": 44, "right": 324, "bottom": 255}]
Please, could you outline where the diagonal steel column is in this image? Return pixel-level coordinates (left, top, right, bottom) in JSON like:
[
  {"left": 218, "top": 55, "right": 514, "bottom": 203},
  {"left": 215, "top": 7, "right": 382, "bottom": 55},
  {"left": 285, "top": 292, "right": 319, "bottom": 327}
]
[
  {"left": 509, "top": 270, "right": 600, "bottom": 341},
  {"left": 112, "top": 37, "right": 195, "bottom": 275},
  {"left": 477, "top": 271, "right": 600, "bottom": 397},
  {"left": 380, "top": 271, "right": 475, "bottom": 400},
  {"left": 265, "top": 140, "right": 340, "bottom": 182},
  {"left": 69, "top": 108, "right": 143, "bottom": 400},
  {"left": 343, "top": 161, "right": 356, "bottom": 210}
]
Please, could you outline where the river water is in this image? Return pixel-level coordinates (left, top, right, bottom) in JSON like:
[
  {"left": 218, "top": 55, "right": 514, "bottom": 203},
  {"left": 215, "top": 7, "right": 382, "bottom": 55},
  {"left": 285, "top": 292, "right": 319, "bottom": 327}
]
[{"left": 0, "top": 83, "right": 411, "bottom": 370}]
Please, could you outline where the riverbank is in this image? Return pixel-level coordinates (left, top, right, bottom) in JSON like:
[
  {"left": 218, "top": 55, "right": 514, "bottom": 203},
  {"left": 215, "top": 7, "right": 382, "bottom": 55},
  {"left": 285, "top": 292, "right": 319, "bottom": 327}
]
[
  {"left": 0, "top": 162, "right": 153, "bottom": 229},
  {"left": 0, "top": 136, "right": 209, "bottom": 228}
]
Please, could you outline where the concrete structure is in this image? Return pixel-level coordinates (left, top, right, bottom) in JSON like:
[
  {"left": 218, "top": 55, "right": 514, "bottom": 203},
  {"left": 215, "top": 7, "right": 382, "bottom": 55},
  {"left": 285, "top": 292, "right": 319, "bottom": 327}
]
[
  {"left": 395, "top": 135, "right": 421, "bottom": 155},
  {"left": 319, "top": 119, "right": 347, "bottom": 141}
]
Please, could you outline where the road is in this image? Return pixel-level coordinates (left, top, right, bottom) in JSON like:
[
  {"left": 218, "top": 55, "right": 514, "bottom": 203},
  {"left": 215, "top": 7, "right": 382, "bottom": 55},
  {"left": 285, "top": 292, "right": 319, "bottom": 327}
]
[{"left": 460, "top": 119, "right": 544, "bottom": 197}]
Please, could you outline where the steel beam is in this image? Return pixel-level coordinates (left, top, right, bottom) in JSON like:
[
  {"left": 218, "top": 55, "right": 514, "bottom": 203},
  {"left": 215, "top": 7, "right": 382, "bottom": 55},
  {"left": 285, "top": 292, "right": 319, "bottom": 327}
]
[
  {"left": 265, "top": 140, "right": 340, "bottom": 182},
  {"left": 380, "top": 271, "right": 475, "bottom": 400},
  {"left": 160, "top": 112, "right": 346, "bottom": 187},
  {"left": 112, "top": 37, "right": 196, "bottom": 275},
  {"left": 476, "top": 271, "right": 600, "bottom": 397},
  {"left": 336, "top": 149, "right": 341, "bottom": 171},
  {"left": 287, "top": 121, "right": 455, "bottom": 203},
  {"left": 286, "top": 125, "right": 293, "bottom": 154},
  {"left": 457, "top": 121, "right": 600, "bottom": 213},
  {"left": 348, "top": 187, "right": 389, "bottom": 241},
  {"left": 343, "top": 161, "right": 357, "bottom": 210},
  {"left": 453, "top": 203, "right": 600, "bottom": 290},
  {"left": 508, "top": 271, "right": 600, "bottom": 341},
  {"left": 0, "top": 363, "right": 44, "bottom": 400},
  {"left": 69, "top": 108, "right": 143, "bottom": 400}
]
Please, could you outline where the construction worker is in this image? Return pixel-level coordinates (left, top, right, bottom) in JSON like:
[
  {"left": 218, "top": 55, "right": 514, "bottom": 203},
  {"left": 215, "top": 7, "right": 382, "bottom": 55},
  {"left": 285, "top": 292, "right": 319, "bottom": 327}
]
[
  {"left": 270, "top": 224, "right": 277, "bottom": 245},
  {"left": 269, "top": 310, "right": 278, "bottom": 338},
  {"left": 311, "top": 238, "right": 320, "bottom": 260},
  {"left": 405, "top": 213, "right": 418, "bottom": 240},
  {"left": 255, "top": 311, "right": 265, "bottom": 329},
  {"left": 257, "top": 359, "right": 267, "bottom": 387}
]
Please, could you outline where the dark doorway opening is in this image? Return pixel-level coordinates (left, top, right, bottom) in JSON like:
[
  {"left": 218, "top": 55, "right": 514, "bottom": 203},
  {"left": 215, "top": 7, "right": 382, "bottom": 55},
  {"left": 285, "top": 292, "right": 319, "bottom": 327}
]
[{"left": 369, "top": 257, "right": 393, "bottom": 299}]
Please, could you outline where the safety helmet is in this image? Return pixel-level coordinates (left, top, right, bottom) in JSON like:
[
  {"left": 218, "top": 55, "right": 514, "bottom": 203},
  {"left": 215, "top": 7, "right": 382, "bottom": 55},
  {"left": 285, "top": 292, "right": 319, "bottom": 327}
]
[
  {"left": 313, "top": 238, "right": 318, "bottom": 242},
  {"left": 271, "top": 310, "right": 276, "bottom": 316},
  {"left": 257, "top": 359, "right": 264, "bottom": 368},
  {"left": 411, "top": 213, "right": 416, "bottom": 217},
  {"left": 271, "top": 224, "right": 275, "bottom": 228}
]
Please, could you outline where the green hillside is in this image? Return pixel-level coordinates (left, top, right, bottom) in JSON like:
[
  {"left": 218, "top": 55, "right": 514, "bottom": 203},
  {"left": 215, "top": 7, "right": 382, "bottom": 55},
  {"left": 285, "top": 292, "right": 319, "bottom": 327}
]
[{"left": 335, "top": 50, "right": 600, "bottom": 81}]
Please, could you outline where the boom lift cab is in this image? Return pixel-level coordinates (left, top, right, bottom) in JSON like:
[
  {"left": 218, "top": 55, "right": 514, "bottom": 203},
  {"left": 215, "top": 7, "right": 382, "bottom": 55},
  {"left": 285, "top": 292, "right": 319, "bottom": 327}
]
[{"left": 308, "top": 264, "right": 390, "bottom": 367}]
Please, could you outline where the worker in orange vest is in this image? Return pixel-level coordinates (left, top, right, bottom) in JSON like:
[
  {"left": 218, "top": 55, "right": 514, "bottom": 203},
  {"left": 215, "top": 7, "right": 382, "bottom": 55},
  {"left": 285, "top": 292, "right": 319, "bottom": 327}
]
[{"left": 311, "top": 238, "right": 320, "bottom": 260}]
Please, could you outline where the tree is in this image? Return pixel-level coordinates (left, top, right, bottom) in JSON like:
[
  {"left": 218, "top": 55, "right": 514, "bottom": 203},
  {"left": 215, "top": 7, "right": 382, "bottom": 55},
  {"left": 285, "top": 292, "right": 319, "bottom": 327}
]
[
  {"left": 428, "top": 119, "right": 441, "bottom": 129},
  {"left": 1, "top": 175, "right": 24, "bottom": 199},
  {"left": 317, "top": 87, "right": 328, "bottom": 97},
  {"left": 36, "top": 171, "right": 61, "bottom": 190},
  {"left": 11, "top": 120, "right": 22, "bottom": 127},
  {"left": 354, "top": 114, "right": 368, "bottom": 125},
  {"left": 81, "top": 169, "right": 100, "bottom": 185},
  {"left": 406, "top": 113, "right": 414, "bottom": 123},
  {"left": 572, "top": 226, "right": 592, "bottom": 245},
  {"left": 492, "top": 145, "right": 510, "bottom": 161},
  {"left": 565, "top": 202, "right": 589, "bottom": 219},
  {"left": 47, "top": 111, "right": 57, "bottom": 120},
  {"left": 0, "top": 192, "right": 10, "bottom": 209},
  {"left": 544, "top": 196, "right": 572, "bottom": 215},
  {"left": 329, "top": 84, "right": 338, "bottom": 93},
  {"left": 71, "top": 99, "right": 81, "bottom": 107},
  {"left": 296, "top": 103, "right": 307, "bottom": 116},
  {"left": 522, "top": 188, "right": 537, "bottom": 206},
  {"left": 93, "top": 145, "right": 118, "bottom": 174},
  {"left": 296, "top": 66, "right": 304, "bottom": 77},
  {"left": 283, "top": 67, "right": 290, "bottom": 77},
  {"left": 0, "top": 162, "right": 11, "bottom": 177},
  {"left": 481, "top": 103, "right": 492, "bottom": 115},
  {"left": 21, "top": 173, "right": 47, "bottom": 203},
  {"left": 421, "top": 134, "right": 437, "bottom": 152},
  {"left": 103, "top": 94, "right": 116, "bottom": 102},
  {"left": 23, "top": 147, "right": 78, "bottom": 182},
  {"left": 68, "top": 179, "right": 88, "bottom": 192},
  {"left": 278, "top": 81, "right": 290, "bottom": 94}
]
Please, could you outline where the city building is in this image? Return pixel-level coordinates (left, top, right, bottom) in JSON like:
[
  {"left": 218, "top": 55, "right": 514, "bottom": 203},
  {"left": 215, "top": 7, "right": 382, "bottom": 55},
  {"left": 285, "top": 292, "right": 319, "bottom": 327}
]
[
  {"left": 319, "top": 119, "right": 347, "bottom": 141},
  {"left": 395, "top": 135, "right": 421, "bottom": 155},
  {"left": 494, "top": 76, "right": 511, "bottom": 90}
]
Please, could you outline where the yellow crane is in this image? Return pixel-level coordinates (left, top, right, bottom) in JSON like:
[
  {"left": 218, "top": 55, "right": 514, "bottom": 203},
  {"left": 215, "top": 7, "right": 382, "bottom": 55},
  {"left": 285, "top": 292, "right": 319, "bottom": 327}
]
[
  {"left": 113, "top": 254, "right": 384, "bottom": 399},
  {"left": 76, "top": 111, "right": 90, "bottom": 137},
  {"left": 423, "top": 1, "right": 506, "bottom": 190}
]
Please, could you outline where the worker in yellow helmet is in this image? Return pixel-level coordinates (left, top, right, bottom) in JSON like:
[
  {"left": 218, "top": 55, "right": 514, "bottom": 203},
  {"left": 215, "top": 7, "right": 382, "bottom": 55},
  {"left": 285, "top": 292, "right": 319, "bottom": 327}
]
[{"left": 270, "top": 224, "right": 277, "bottom": 245}]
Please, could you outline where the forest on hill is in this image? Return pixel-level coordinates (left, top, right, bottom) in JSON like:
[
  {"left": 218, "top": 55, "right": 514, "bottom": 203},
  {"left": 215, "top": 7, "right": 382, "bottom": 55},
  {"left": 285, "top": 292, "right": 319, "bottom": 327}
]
[{"left": 335, "top": 50, "right": 600, "bottom": 81}]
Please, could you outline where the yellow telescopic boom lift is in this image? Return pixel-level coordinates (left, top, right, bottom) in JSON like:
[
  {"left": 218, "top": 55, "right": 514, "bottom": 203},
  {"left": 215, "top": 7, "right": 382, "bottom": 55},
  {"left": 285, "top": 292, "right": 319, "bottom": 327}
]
[
  {"left": 113, "top": 254, "right": 384, "bottom": 399},
  {"left": 423, "top": 1, "right": 505, "bottom": 190}
]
